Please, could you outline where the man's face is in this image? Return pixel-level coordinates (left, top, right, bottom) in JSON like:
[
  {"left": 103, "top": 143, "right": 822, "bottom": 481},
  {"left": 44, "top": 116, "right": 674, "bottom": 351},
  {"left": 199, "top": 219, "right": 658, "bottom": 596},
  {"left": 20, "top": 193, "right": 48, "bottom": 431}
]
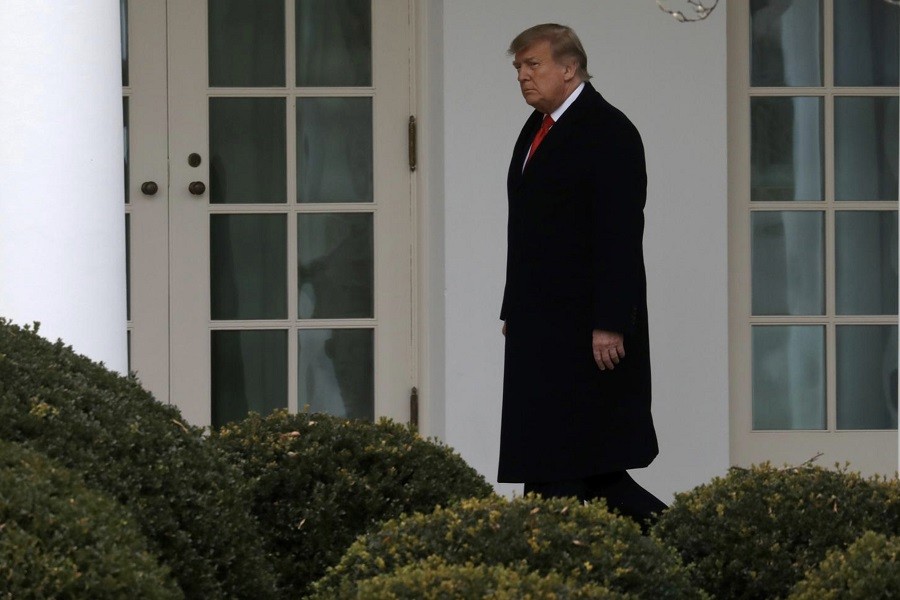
[{"left": 513, "top": 40, "right": 574, "bottom": 114}]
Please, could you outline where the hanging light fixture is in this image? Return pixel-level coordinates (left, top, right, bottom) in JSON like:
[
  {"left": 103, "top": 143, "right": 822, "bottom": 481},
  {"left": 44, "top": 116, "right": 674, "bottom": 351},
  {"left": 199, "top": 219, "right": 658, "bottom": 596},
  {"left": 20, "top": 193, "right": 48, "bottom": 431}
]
[
  {"left": 659, "top": 0, "right": 899, "bottom": 22},
  {"left": 657, "top": 0, "right": 719, "bottom": 22}
]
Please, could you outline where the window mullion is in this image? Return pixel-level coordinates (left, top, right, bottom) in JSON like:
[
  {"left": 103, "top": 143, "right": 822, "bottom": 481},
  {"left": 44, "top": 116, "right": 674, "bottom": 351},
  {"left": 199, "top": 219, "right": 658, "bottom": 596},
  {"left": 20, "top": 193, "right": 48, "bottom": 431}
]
[
  {"left": 823, "top": 0, "right": 836, "bottom": 430},
  {"left": 825, "top": 211, "right": 837, "bottom": 431},
  {"left": 823, "top": 0, "right": 834, "bottom": 89}
]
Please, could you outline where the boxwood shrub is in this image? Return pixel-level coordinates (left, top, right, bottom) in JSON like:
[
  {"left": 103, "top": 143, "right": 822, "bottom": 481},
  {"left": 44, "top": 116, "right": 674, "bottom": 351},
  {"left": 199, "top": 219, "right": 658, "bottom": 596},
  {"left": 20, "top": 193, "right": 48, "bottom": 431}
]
[
  {"left": 789, "top": 531, "right": 899, "bottom": 600},
  {"left": 211, "top": 409, "right": 493, "bottom": 596},
  {"left": 312, "top": 494, "right": 704, "bottom": 599},
  {"left": 345, "top": 556, "right": 631, "bottom": 599},
  {"left": 0, "top": 441, "right": 182, "bottom": 599},
  {"left": 0, "top": 319, "right": 276, "bottom": 599},
  {"left": 653, "top": 464, "right": 900, "bottom": 600}
]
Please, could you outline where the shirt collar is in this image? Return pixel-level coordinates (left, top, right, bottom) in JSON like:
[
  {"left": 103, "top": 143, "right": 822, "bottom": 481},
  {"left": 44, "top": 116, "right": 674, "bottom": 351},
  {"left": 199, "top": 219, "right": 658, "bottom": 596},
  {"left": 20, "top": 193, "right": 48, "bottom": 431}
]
[{"left": 549, "top": 81, "right": 585, "bottom": 122}]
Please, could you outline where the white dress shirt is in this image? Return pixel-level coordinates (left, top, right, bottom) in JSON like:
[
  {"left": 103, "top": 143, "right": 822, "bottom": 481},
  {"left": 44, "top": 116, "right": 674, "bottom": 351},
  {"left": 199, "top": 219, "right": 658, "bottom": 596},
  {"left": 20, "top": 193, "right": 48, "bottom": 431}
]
[{"left": 522, "top": 81, "right": 585, "bottom": 171}]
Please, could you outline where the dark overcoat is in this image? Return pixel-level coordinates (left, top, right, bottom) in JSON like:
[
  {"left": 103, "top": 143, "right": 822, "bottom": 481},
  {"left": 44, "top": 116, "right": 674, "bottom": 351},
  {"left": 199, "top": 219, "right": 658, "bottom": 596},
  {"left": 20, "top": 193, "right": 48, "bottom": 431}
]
[{"left": 498, "top": 82, "right": 658, "bottom": 483}]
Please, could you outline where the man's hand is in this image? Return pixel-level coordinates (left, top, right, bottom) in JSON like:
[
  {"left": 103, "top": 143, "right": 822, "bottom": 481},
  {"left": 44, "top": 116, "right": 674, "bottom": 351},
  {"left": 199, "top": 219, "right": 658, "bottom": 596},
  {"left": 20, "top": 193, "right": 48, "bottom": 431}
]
[
  {"left": 592, "top": 329, "right": 624, "bottom": 371},
  {"left": 502, "top": 321, "right": 507, "bottom": 336}
]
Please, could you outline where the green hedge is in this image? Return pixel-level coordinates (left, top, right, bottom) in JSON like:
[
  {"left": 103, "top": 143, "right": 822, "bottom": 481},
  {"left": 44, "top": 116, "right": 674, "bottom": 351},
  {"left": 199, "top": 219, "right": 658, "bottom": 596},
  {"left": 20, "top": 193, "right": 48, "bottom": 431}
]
[
  {"left": 653, "top": 464, "right": 900, "bottom": 600},
  {"left": 0, "top": 441, "right": 182, "bottom": 599},
  {"left": 313, "top": 494, "right": 704, "bottom": 599},
  {"left": 789, "top": 531, "right": 899, "bottom": 600},
  {"left": 0, "top": 319, "right": 276, "bottom": 599},
  {"left": 344, "top": 557, "right": 631, "bottom": 599},
  {"left": 211, "top": 410, "right": 493, "bottom": 596}
]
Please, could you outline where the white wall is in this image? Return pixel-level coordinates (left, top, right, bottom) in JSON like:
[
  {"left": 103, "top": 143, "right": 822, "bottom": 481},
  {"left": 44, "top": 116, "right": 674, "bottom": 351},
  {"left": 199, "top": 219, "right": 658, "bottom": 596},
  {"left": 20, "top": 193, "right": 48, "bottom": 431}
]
[
  {"left": 437, "top": 0, "right": 729, "bottom": 501},
  {"left": 0, "top": 2, "right": 127, "bottom": 373},
  {"left": 418, "top": 0, "right": 447, "bottom": 440}
]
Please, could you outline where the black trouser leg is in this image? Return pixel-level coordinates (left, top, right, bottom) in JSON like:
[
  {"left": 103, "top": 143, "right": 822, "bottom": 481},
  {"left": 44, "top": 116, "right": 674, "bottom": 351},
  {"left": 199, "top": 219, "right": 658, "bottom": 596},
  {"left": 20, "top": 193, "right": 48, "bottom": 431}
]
[
  {"left": 584, "top": 471, "right": 667, "bottom": 532},
  {"left": 524, "top": 471, "right": 667, "bottom": 533},
  {"left": 523, "top": 479, "right": 588, "bottom": 500}
]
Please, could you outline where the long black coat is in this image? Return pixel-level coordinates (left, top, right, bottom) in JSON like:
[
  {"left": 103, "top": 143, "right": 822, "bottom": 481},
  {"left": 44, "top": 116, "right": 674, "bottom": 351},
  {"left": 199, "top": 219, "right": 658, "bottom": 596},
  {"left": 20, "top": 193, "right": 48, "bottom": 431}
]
[{"left": 498, "top": 82, "right": 658, "bottom": 483}]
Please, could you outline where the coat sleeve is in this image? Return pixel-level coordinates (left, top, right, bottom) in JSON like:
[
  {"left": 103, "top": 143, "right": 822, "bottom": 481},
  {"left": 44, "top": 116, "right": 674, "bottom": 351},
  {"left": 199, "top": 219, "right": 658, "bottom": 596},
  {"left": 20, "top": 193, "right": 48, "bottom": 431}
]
[{"left": 588, "top": 116, "right": 647, "bottom": 334}]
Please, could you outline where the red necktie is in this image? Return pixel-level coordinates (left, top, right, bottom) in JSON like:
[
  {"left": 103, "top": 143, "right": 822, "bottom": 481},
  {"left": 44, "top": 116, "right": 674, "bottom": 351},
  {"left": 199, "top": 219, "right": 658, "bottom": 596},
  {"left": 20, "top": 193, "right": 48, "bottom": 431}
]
[{"left": 526, "top": 114, "right": 554, "bottom": 164}]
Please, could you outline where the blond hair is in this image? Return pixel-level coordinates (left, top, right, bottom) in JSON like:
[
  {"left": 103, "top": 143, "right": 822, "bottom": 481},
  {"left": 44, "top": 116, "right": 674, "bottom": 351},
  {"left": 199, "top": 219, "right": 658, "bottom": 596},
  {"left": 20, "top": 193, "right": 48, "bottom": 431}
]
[{"left": 508, "top": 23, "right": 592, "bottom": 81}]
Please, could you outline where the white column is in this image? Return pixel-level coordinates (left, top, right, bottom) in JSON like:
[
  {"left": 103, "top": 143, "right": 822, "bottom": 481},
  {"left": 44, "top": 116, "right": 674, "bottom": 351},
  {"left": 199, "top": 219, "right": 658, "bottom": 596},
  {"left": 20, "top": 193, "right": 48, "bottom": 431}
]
[{"left": 0, "top": 1, "right": 127, "bottom": 373}]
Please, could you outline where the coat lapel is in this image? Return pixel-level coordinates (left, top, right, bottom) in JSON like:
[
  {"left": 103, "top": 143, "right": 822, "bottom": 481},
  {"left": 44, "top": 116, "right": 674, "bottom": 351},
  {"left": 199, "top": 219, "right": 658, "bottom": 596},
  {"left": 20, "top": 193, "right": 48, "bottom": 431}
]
[
  {"left": 508, "top": 83, "right": 605, "bottom": 194},
  {"left": 508, "top": 110, "right": 542, "bottom": 193},
  {"left": 526, "top": 83, "right": 599, "bottom": 169}
]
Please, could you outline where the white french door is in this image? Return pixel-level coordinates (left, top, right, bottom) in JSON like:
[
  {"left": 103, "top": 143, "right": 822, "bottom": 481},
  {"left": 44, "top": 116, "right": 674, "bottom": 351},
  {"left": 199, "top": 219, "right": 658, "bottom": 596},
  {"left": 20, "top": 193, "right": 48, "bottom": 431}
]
[
  {"left": 127, "top": 0, "right": 415, "bottom": 427},
  {"left": 727, "top": 0, "right": 898, "bottom": 475}
]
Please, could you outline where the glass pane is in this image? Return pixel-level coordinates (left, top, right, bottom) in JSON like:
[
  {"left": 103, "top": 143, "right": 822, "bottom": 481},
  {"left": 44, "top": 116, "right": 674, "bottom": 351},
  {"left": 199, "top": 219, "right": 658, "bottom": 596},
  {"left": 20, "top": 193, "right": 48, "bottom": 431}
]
[
  {"left": 752, "top": 325, "right": 826, "bottom": 430},
  {"left": 750, "top": 0, "right": 822, "bottom": 87},
  {"left": 834, "top": 0, "right": 899, "bottom": 87},
  {"left": 297, "top": 97, "right": 372, "bottom": 203},
  {"left": 123, "top": 97, "right": 129, "bottom": 203},
  {"left": 298, "top": 328, "right": 373, "bottom": 420},
  {"left": 210, "top": 97, "right": 286, "bottom": 204},
  {"left": 298, "top": 213, "right": 373, "bottom": 319},
  {"left": 835, "top": 97, "right": 899, "bottom": 201},
  {"left": 751, "top": 97, "right": 823, "bottom": 201},
  {"left": 296, "top": 0, "right": 372, "bottom": 87},
  {"left": 837, "top": 325, "right": 898, "bottom": 430},
  {"left": 836, "top": 211, "right": 898, "bottom": 315},
  {"left": 211, "top": 214, "right": 287, "bottom": 320},
  {"left": 212, "top": 329, "right": 287, "bottom": 428},
  {"left": 120, "top": 0, "right": 128, "bottom": 86},
  {"left": 752, "top": 211, "right": 824, "bottom": 315},
  {"left": 209, "top": 0, "right": 285, "bottom": 87},
  {"left": 125, "top": 213, "right": 131, "bottom": 321}
]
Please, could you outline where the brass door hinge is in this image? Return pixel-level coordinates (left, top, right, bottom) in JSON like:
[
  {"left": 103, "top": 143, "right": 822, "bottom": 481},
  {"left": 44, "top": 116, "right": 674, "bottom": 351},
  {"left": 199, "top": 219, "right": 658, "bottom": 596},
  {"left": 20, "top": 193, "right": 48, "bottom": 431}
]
[
  {"left": 410, "top": 386, "right": 419, "bottom": 428},
  {"left": 408, "top": 116, "right": 417, "bottom": 172}
]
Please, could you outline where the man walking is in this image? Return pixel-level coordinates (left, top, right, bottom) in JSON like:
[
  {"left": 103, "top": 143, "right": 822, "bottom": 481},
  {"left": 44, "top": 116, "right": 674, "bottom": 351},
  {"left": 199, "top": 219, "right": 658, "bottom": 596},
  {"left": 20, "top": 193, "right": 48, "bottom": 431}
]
[{"left": 498, "top": 23, "right": 666, "bottom": 528}]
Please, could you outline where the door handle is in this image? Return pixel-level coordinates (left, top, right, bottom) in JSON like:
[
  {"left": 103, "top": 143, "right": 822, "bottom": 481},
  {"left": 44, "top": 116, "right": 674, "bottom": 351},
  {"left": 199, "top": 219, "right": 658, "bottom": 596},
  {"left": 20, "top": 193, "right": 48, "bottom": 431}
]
[
  {"left": 140, "top": 181, "right": 158, "bottom": 196},
  {"left": 188, "top": 181, "right": 206, "bottom": 196}
]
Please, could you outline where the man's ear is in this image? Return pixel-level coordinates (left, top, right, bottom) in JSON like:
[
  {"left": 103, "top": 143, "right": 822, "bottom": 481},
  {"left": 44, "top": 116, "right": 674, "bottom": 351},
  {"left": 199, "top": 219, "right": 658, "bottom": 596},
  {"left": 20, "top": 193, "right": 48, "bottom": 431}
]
[{"left": 562, "top": 60, "right": 577, "bottom": 81}]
